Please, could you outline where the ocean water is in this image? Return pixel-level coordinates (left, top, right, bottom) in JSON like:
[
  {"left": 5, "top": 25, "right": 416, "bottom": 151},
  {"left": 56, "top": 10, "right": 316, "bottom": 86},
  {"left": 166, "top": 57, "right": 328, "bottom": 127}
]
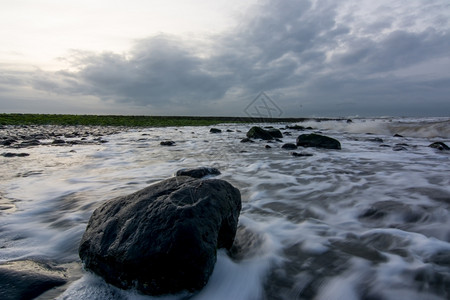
[{"left": 0, "top": 117, "right": 449, "bottom": 300}]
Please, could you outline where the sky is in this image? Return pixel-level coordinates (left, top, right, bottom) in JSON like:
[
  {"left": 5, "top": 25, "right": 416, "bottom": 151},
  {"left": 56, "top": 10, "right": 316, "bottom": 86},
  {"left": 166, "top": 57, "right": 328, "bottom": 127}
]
[{"left": 1, "top": 0, "right": 449, "bottom": 117}]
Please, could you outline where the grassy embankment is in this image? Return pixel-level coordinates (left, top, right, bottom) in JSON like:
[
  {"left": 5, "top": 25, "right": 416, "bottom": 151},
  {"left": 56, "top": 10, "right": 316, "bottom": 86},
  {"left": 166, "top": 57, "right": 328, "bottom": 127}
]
[{"left": 0, "top": 114, "right": 314, "bottom": 127}]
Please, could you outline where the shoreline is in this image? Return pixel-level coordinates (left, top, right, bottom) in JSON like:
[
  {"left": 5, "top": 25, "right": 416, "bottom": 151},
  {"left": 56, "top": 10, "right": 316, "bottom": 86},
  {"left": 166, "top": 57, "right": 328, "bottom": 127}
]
[{"left": 0, "top": 113, "right": 348, "bottom": 127}]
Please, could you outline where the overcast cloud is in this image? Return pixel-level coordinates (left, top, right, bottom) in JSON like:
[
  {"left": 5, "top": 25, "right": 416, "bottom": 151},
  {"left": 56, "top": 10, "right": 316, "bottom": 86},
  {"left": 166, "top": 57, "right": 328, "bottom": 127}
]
[{"left": 1, "top": 0, "right": 450, "bottom": 116}]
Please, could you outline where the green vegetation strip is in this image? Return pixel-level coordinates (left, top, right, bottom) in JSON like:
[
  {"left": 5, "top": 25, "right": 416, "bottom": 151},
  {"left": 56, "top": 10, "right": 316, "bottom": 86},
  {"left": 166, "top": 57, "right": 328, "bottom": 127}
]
[
  {"left": 0, "top": 114, "right": 236, "bottom": 127},
  {"left": 0, "top": 114, "right": 323, "bottom": 127}
]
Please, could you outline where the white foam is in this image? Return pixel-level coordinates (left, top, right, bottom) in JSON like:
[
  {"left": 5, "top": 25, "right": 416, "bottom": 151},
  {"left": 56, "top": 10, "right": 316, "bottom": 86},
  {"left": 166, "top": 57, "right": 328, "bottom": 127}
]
[{"left": 1, "top": 118, "right": 449, "bottom": 299}]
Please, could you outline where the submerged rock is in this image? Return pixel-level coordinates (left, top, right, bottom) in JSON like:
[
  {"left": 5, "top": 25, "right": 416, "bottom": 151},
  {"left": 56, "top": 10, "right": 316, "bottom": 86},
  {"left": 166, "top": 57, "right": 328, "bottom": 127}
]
[
  {"left": 246, "top": 126, "right": 283, "bottom": 140},
  {"left": 296, "top": 133, "right": 341, "bottom": 150},
  {"left": 0, "top": 260, "right": 67, "bottom": 300},
  {"left": 209, "top": 128, "right": 222, "bottom": 133},
  {"left": 367, "top": 137, "right": 384, "bottom": 143},
  {"left": 281, "top": 143, "right": 297, "bottom": 150},
  {"left": 429, "top": 142, "right": 449, "bottom": 151},
  {"left": 79, "top": 176, "right": 241, "bottom": 296},
  {"left": 393, "top": 144, "right": 408, "bottom": 151},
  {"left": 240, "top": 138, "right": 255, "bottom": 143},
  {"left": 1, "top": 152, "right": 30, "bottom": 157},
  {"left": 160, "top": 140, "right": 175, "bottom": 146},
  {"left": 286, "top": 125, "right": 305, "bottom": 130},
  {"left": 175, "top": 167, "right": 221, "bottom": 178},
  {"left": 266, "top": 128, "right": 283, "bottom": 139},
  {"left": 290, "top": 152, "right": 313, "bottom": 157}
]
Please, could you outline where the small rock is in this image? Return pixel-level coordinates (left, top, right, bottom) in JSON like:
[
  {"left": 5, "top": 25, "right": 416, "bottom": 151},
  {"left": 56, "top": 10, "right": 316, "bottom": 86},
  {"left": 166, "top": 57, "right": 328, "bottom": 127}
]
[
  {"left": 367, "top": 138, "right": 384, "bottom": 143},
  {"left": 0, "top": 260, "right": 67, "bottom": 300},
  {"left": 296, "top": 133, "right": 341, "bottom": 150},
  {"left": 286, "top": 125, "right": 305, "bottom": 130},
  {"left": 19, "top": 140, "right": 41, "bottom": 147},
  {"left": 393, "top": 145, "right": 407, "bottom": 151},
  {"left": 160, "top": 141, "right": 176, "bottom": 146},
  {"left": 1, "top": 139, "right": 16, "bottom": 146},
  {"left": 281, "top": 143, "right": 297, "bottom": 150},
  {"left": 265, "top": 145, "right": 272, "bottom": 149},
  {"left": 210, "top": 128, "right": 222, "bottom": 133},
  {"left": 52, "top": 139, "right": 66, "bottom": 144},
  {"left": 267, "top": 128, "right": 283, "bottom": 139},
  {"left": 175, "top": 167, "right": 221, "bottom": 178},
  {"left": 393, "top": 134, "right": 404, "bottom": 137},
  {"left": 290, "top": 152, "right": 313, "bottom": 157},
  {"left": 2, "top": 152, "right": 30, "bottom": 157},
  {"left": 429, "top": 142, "right": 449, "bottom": 151},
  {"left": 240, "top": 138, "right": 254, "bottom": 143}
]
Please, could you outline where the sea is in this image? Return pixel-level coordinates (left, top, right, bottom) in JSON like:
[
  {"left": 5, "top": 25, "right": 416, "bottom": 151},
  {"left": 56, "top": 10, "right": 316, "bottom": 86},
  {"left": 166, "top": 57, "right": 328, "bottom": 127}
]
[{"left": 1, "top": 117, "right": 449, "bottom": 300}]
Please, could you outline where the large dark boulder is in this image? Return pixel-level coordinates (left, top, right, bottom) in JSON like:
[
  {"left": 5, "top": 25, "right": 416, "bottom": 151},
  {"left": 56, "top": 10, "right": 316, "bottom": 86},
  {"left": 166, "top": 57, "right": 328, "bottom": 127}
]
[
  {"left": 246, "top": 126, "right": 283, "bottom": 140},
  {"left": 79, "top": 176, "right": 241, "bottom": 296},
  {"left": 296, "top": 133, "right": 341, "bottom": 150}
]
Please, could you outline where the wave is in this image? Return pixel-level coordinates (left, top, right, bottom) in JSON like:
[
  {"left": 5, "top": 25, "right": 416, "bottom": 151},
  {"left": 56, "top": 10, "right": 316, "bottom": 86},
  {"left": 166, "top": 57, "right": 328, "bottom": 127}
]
[{"left": 294, "top": 117, "right": 450, "bottom": 139}]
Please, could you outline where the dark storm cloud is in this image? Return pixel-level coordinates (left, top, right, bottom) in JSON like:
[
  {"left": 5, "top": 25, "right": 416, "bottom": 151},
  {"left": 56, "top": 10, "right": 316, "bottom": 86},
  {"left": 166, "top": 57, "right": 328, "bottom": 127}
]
[
  {"left": 3, "top": 0, "right": 450, "bottom": 116},
  {"left": 47, "top": 36, "right": 233, "bottom": 107}
]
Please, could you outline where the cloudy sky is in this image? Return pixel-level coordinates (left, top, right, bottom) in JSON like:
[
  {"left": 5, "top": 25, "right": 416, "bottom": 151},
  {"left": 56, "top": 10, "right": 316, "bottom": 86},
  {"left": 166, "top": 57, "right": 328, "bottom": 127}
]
[{"left": 1, "top": 0, "right": 449, "bottom": 117}]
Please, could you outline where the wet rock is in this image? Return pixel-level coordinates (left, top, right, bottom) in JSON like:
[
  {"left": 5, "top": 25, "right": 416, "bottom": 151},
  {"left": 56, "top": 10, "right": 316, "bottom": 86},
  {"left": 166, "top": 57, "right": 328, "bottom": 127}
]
[
  {"left": 286, "top": 125, "right": 305, "bottom": 130},
  {"left": 290, "top": 152, "right": 313, "bottom": 157},
  {"left": 281, "top": 143, "right": 297, "bottom": 150},
  {"left": 346, "top": 119, "right": 353, "bottom": 123},
  {"left": 394, "top": 134, "right": 404, "bottom": 137},
  {"left": 266, "top": 128, "right": 283, "bottom": 139},
  {"left": 160, "top": 140, "right": 176, "bottom": 146},
  {"left": 209, "top": 128, "right": 222, "bottom": 133},
  {"left": 52, "top": 139, "right": 66, "bottom": 145},
  {"left": 175, "top": 167, "right": 221, "bottom": 178},
  {"left": 393, "top": 144, "right": 407, "bottom": 151},
  {"left": 367, "top": 137, "right": 384, "bottom": 143},
  {"left": 0, "top": 260, "right": 67, "bottom": 300},
  {"left": 427, "top": 252, "right": 450, "bottom": 267},
  {"left": 2, "top": 152, "right": 30, "bottom": 157},
  {"left": 18, "top": 140, "right": 41, "bottom": 147},
  {"left": 246, "top": 126, "right": 282, "bottom": 140},
  {"left": 1, "top": 139, "right": 17, "bottom": 146},
  {"left": 240, "top": 138, "right": 254, "bottom": 143},
  {"left": 330, "top": 240, "right": 387, "bottom": 263},
  {"left": 429, "top": 142, "right": 449, "bottom": 151},
  {"left": 226, "top": 129, "right": 234, "bottom": 132},
  {"left": 359, "top": 200, "right": 423, "bottom": 223},
  {"left": 79, "top": 176, "right": 241, "bottom": 296},
  {"left": 296, "top": 133, "right": 341, "bottom": 150},
  {"left": 265, "top": 145, "right": 272, "bottom": 149},
  {"left": 229, "top": 226, "right": 265, "bottom": 261},
  {"left": 412, "top": 265, "right": 450, "bottom": 296}
]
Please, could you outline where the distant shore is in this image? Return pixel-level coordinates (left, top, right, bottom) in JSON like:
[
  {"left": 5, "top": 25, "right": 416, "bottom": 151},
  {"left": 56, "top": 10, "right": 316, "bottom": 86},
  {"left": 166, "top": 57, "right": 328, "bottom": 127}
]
[{"left": 0, "top": 113, "right": 346, "bottom": 127}]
